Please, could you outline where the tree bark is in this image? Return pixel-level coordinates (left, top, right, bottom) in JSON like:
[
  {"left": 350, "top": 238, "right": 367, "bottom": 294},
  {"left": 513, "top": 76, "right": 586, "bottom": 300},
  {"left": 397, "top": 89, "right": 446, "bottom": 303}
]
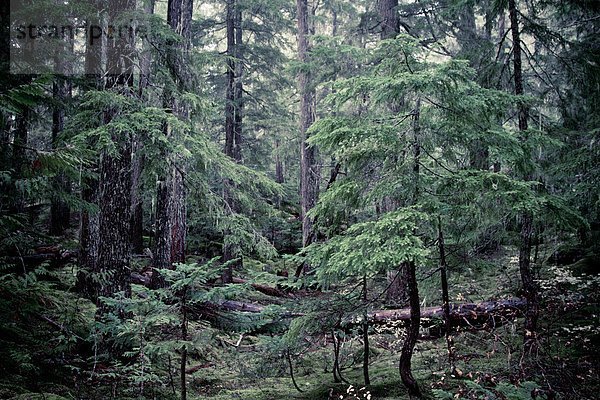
[
  {"left": 224, "top": 0, "right": 237, "bottom": 162},
  {"left": 130, "top": 146, "right": 144, "bottom": 254},
  {"left": 11, "top": 107, "right": 29, "bottom": 213},
  {"left": 50, "top": 72, "right": 71, "bottom": 236},
  {"left": 399, "top": 261, "right": 421, "bottom": 398},
  {"left": 96, "top": 134, "right": 132, "bottom": 302},
  {"left": 234, "top": 6, "right": 243, "bottom": 162},
  {"left": 274, "top": 139, "right": 284, "bottom": 184},
  {"left": 95, "top": 0, "right": 136, "bottom": 311},
  {"left": 130, "top": 0, "right": 155, "bottom": 255},
  {"left": 508, "top": 0, "right": 538, "bottom": 353},
  {"left": 222, "top": 0, "right": 243, "bottom": 283},
  {"left": 76, "top": 0, "right": 102, "bottom": 298},
  {"left": 77, "top": 182, "right": 100, "bottom": 298},
  {"left": 378, "top": 0, "right": 399, "bottom": 40}
]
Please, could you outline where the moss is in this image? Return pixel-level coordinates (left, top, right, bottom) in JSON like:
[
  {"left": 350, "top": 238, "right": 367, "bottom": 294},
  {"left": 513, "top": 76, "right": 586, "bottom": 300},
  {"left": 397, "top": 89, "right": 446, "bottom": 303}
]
[
  {"left": 9, "top": 394, "right": 70, "bottom": 400},
  {"left": 0, "top": 383, "right": 27, "bottom": 399}
]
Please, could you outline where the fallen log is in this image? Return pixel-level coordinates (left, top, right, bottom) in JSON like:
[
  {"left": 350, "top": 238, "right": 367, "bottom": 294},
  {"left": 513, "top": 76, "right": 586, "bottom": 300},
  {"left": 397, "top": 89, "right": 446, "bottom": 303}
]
[
  {"left": 186, "top": 363, "right": 214, "bottom": 374},
  {"left": 211, "top": 298, "right": 526, "bottom": 335},
  {"left": 213, "top": 298, "right": 525, "bottom": 322},
  {"left": 368, "top": 298, "right": 526, "bottom": 325},
  {"left": 231, "top": 277, "right": 289, "bottom": 298},
  {"left": 2, "top": 250, "right": 78, "bottom": 268},
  {"left": 219, "top": 300, "right": 265, "bottom": 313}
]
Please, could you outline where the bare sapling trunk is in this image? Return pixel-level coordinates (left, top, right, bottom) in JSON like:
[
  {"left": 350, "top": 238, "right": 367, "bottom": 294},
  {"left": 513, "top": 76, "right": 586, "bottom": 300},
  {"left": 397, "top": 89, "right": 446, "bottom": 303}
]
[{"left": 438, "top": 217, "right": 455, "bottom": 371}]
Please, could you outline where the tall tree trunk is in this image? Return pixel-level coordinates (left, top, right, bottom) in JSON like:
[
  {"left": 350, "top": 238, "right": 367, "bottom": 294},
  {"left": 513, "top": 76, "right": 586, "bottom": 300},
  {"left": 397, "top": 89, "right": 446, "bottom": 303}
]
[
  {"left": 234, "top": 6, "right": 243, "bottom": 162},
  {"left": 454, "top": 1, "right": 490, "bottom": 170},
  {"left": 77, "top": 0, "right": 103, "bottom": 298},
  {"left": 222, "top": 0, "right": 243, "bottom": 283},
  {"left": 95, "top": 0, "right": 136, "bottom": 311},
  {"left": 224, "top": 0, "right": 236, "bottom": 162},
  {"left": 297, "top": 0, "right": 318, "bottom": 267},
  {"left": 379, "top": 0, "right": 409, "bottom": 307},
  {"left": 131, "top": 0, "right": 156, "bottom": 254},
  {"left": 223, "top": 0, "right": 243, "bottom": 162},
  {"left": 50, "top": 72, "right": 71, "bottom": 236},
  {"left": 96, "top": 131, "right": 132, "bottom": 302},
  {"left": 508, "top": 0, "right": 538, "bottom": 354},
  {"left": 152, "top": 0, "right": 192, "bottom": 288}
]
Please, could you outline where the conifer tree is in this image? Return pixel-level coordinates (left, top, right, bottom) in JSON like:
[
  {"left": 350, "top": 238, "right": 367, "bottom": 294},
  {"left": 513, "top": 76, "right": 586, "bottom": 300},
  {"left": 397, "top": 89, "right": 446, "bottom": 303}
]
[{"left": 297, "top": 0, "right": 320, "bottom": 274}]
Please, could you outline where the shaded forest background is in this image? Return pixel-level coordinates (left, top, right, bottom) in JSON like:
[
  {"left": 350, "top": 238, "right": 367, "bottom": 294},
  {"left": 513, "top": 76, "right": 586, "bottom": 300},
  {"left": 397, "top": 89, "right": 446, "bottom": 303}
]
[{"left": 0, "top": 0, "right": 599, "bottom": 399}]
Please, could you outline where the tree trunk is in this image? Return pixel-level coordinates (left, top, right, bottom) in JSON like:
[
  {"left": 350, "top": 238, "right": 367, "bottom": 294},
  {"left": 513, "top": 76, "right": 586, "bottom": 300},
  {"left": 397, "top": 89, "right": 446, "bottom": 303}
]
[
  {"left": 297, "top": 0, "right": 319, "bottom": 265},
  {"left": 378, "top": 0, "right": 409, "bottom": 307},
  {"left": 274, "top": 139, "right": 284, "bottom": 184},
  {"left": 153, "top": 176, "right": 174, "bottom": 284},
  {"left": 95, "top": 0, "right": 136, "bottom": 311},
  {"left": 438, "top": 217, "right": 455, "bottom": 370},
  {"left": 332, "top": 330, "right": 341, "bottom": 383},
  {"left": 362, "top": 275, "right": 370, "bottom": 386},
  {"left": 398, "top": 98, "right": 422, "bottom": 397},
  {"left": 130, "top": 146, "right": 144, "bottom": 254},
  {"left": 180, "top": 294, "right": 188, "bottom": 400},
  {"left": 131, "top": 0, "right": 154, "bottom": 254},
  {"left": 152, "top": 0, "right": 192, "bottom": 287},
  {"left": 378, "top": 0, "right": 399, "bottom": 39},
  {"left": 508, "top": 0, "right": 538, "bottom": 353},
  {"left": 96, "top": 134, "right": 132, "bottom": 302},
  {"left": 224, "top": 0, "right": 236, "bottom": 162},
  {"left": 399, "top": 261, "right": 421, "bottom": 398},
  {"left": 222, "top": 0, "right": 244, "bottom": 284},
  {"left": 234, "top": 6, "right": 243, "bottom": 162},
  {"left": 50, "top": 72, "right": 71, "bottom": 236},
  {"left": 76, "top": 0, "right": 102, "bottom": 298},
  {"left": 77, "top": 181, "right": 100, "bottom": 298},
  {"left": 11, "top": 107, "right": 29, "bottom": 213}
]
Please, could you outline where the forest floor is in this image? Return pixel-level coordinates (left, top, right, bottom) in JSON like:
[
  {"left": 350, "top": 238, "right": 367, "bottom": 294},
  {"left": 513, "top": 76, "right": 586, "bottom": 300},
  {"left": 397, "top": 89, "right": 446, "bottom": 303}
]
[
  {"left": 182, "top": 247, "right": 600, "bottom": 400},
  {"left": 0, "top": 246, "right": 597, "bottom": 400}
]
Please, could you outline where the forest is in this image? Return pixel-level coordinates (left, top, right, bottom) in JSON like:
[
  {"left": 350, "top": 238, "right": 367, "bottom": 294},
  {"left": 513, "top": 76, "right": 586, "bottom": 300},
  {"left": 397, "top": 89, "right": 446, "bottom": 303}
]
[{"left": 0, "top": 0, "right": 598, "bottom": 399}]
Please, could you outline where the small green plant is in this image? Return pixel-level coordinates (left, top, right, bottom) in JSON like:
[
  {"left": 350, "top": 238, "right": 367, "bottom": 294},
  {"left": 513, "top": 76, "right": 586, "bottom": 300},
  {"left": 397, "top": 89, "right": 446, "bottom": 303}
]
[{"left": 433, "top": 380, "right": 541, "bottom": 400}]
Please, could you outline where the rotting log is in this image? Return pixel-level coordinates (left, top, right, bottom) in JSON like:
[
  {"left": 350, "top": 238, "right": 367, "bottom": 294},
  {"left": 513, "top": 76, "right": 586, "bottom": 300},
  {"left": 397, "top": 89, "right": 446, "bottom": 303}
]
[
  {"left": 213, "top": 298, "right": 525, "bottom": 323},
  {"left": 2, "top": 249, "right": 78, "bottom": 268},
  {"left": 368, "top": 298, "right": 526, "bottom": 325},
  {"left": 367, "top": 299, "right": 526, "bottom": 338},
  {"left": 210, "top": 298, "right": 526, "bottom": 336},
  {"left": 231, "top": 277, "right": 290, "bottom": 298}
]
